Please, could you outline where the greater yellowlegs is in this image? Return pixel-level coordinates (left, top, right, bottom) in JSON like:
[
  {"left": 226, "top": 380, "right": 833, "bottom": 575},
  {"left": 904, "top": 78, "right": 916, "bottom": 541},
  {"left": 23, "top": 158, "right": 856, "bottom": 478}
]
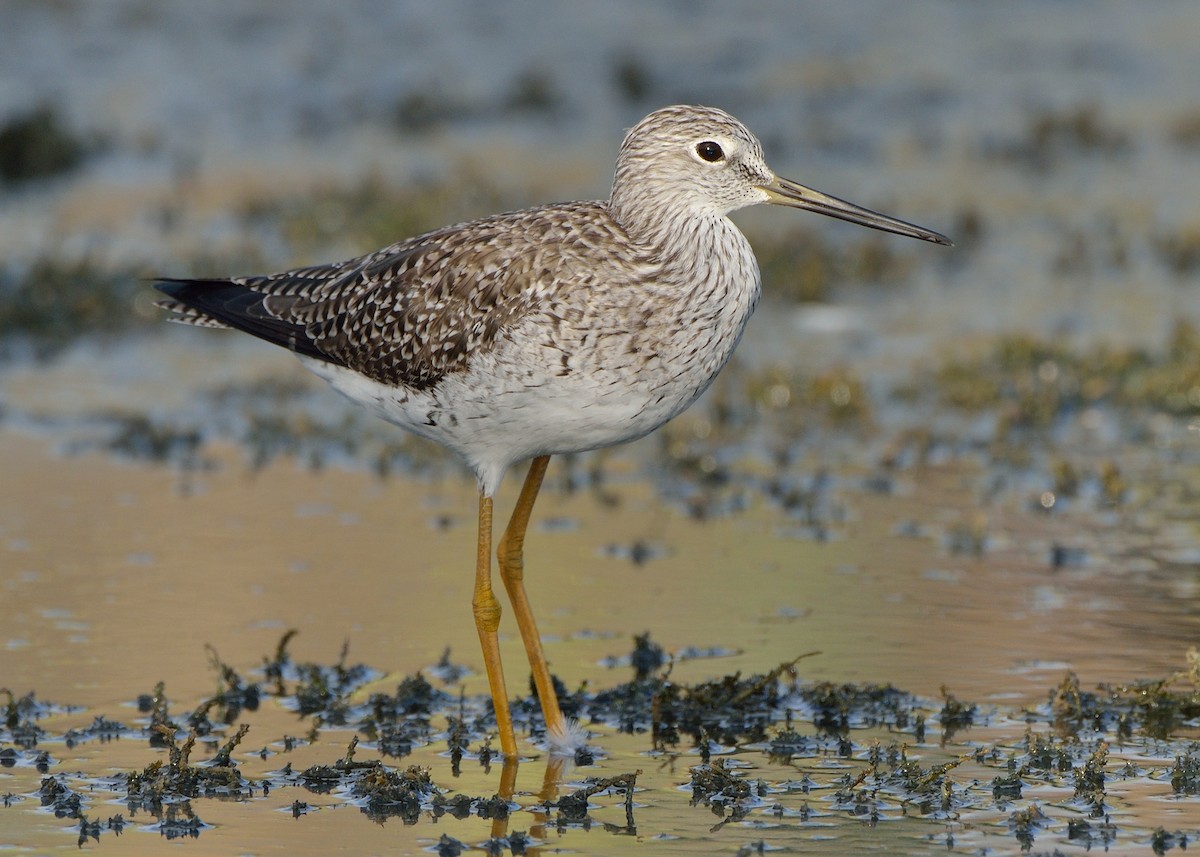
[{"left": 157, "top": 105, "right": 950, "bottom": 759}]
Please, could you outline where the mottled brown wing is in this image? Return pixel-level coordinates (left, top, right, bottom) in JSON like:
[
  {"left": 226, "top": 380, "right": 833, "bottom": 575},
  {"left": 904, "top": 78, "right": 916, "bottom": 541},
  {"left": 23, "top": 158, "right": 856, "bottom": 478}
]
[{"left": 155, "top": 208, "right": 566, "bottom": 390}]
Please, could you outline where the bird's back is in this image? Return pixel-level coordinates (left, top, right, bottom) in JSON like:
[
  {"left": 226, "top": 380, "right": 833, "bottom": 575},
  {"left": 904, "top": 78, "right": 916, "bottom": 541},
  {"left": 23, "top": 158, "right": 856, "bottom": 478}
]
[{"left": 159, "top": 200, "right": 653, "bottom": 389}]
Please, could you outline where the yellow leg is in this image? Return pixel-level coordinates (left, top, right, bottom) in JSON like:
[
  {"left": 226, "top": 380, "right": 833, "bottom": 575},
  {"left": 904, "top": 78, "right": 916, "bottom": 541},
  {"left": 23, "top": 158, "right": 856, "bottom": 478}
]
[
  {"left": 496, "top": 455, "right": 567, "bottom": 742},
  {"left": 472, "top": 492, "right": 518, "bottom": 759}
]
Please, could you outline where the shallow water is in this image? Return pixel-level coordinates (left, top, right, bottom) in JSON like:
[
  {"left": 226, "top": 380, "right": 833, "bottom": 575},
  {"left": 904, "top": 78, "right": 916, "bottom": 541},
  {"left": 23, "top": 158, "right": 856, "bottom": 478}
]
[{"left": 2, "top": 421, "right": 1199, "bottom": 854}]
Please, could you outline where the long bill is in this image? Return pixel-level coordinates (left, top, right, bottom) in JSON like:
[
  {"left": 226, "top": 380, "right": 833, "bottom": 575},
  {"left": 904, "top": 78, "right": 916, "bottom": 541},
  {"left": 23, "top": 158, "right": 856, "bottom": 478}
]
[{"left": 762, "top": 176, "right": 952, "bottom": 246}]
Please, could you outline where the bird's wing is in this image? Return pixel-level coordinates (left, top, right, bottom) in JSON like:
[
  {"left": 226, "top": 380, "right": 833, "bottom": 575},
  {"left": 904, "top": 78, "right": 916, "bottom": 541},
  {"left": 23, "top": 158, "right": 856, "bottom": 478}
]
[{"left": 156, "top": 205, "right": 603, "bottom": 390}]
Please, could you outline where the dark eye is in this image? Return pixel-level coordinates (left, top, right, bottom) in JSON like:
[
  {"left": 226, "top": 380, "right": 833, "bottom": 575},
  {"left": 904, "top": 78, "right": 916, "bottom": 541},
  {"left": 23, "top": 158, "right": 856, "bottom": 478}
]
[{"left": 696, "top": 141, "right": 724, "bottom": 163}]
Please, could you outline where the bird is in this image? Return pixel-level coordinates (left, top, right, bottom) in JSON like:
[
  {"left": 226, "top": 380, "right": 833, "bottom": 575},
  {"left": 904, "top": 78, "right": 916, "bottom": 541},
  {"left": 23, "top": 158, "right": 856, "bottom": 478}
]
[{"left": 156, "top": 104, "right": 950, "bottom": 760}]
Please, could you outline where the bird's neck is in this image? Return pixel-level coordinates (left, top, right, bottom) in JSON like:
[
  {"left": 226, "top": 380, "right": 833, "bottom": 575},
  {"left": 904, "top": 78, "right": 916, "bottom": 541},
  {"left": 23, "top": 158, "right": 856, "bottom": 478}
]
[
  {"left": 609, "top": 178, "right": 727, "bottom": 253},
  {"left": 611, "top": 188, "right": 754, "bottom": 281},
  {"left": 610, "top": 173, "right": 682, "bottom": 242},
  {"left": 611, "top": 185, "right": 761, "bottom": 341}
]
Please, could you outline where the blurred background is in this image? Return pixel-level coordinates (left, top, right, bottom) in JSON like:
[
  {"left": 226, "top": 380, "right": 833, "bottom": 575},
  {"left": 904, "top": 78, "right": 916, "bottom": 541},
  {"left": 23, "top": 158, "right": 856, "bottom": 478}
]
[
  {"left": 4, "top": 0, "right": 1200, "bottom": 355},
  {"left": 0, "top": 0, "right": 1196, "bottom": 458},
  {"left": 3, "top": 0, "right": 1200, "bottom": 519}
]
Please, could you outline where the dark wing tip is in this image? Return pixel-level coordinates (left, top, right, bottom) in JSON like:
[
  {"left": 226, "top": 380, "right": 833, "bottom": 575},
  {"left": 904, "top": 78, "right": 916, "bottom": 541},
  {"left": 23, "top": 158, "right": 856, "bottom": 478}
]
[{"left": 152, "top": 277, "right": 330, "bottom": 362}]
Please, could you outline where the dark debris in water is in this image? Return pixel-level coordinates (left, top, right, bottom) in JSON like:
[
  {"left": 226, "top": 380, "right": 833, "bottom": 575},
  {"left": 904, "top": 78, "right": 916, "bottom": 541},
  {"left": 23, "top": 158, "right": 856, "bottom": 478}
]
[
  {"left": 937, "top": 689, "right": 977, "bottom": 745},
  {"left": 0, "top": 102, "right": 90, "bottom": 186},
  {"left": 124, "top": 722, "right": 249, "bottom": 814},
  {"left": 1006, "top": 802, "right": 1052, "bottom": 852},
  {"left": 1172, "top": 751, "right": 1200, "bottom": 796},
  {"left": 0, "top": 258, "right": 150, "bottom": 359},
  {"left": 552, "top": 770, "right": 639, "bottom": 829},
  {"left": 82, "top": 375, "right": 455, "bottom": 478},
  {"left": 285, "top": 638, "right": 376, "bottom": 729},
  {"left": 75, "top": 813, "right": 125, "bottom": 848},
  {"left": 100, "top": 414, "right": 206, "bottom": 470},
  {"left": 361, "top": 672, "right": 450, "bottom": 759},
  {"left": 756, "top": 227, "right": 927, "bottom": 304},
  {"left": 0, "top": 688, "right": 86, "bottom": 750},
  {"left": 39, "top": 774, "right": 84, "bottom": 819},
  {"left": 5, "top": 634, "right": 1200, "bottom": 851},
  {"left": 799, "top": 680, "right": 921, "bottom": 738},
  {"left": 1048, "top": 662, "right": 1200, "bottom": 742},
  {"left": 934, "top": 322, "right": 1200, "bottom": 432},
  {"left": 154, "top": 802, "right": 207, "bottom": 841},
  {"left": 689, "top": 758, "right": 759, "bottom": 807},
  {"left": 985, "top": 102, "right": 1132, "bottom": 174},
  {"left": 348, "top": 754, "right": 438, "bottom": 824},
  {"left": 584, "top": 651, "right": 818, "bottom": 753},
  {"left": 1151, "top": 828, "right": 1193, "bottom": 857}
]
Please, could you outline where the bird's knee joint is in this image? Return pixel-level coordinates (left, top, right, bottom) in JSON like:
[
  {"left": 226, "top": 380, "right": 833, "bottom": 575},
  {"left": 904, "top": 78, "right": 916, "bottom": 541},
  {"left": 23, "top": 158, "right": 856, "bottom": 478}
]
[
  {"left": 473, "top": 592, "right": 502, "bottom": 632},
  {"left": 497, "top": 537, "right": 526, "bottom": 583}
]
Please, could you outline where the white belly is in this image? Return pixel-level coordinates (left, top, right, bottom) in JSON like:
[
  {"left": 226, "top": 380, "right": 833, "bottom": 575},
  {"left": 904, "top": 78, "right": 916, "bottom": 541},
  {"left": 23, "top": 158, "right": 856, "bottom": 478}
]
[{"left": 302, "top": 338, "right": 711, "bottom": 496}]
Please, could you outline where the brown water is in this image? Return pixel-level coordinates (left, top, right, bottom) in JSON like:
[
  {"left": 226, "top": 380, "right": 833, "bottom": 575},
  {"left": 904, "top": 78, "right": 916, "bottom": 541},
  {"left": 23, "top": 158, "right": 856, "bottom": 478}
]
[{"left": 3, "top": 426, "right": 1198, "bottom": 855}]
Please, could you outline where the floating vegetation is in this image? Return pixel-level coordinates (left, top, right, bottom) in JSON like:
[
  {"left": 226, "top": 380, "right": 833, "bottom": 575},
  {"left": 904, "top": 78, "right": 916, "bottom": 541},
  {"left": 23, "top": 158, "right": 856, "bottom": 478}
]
[
  {"left": 39, "top": 774, "right": 84, "bottom": 818},
  {"left": 611, "top": 53, "right": 655, "bottom": 103},
  {"left": 0, "top": 102, "right": 88, "bottom": 185},
  {"left": 646, "top": 656, "right": 807, "bottom": 750},
  {"left": 124, "top": 723, "right": 249, "bottom": 812},
  {"left": 630, "top": 632, "right": 666, "bottom": 682},
  {"left": 101, "top": 413, "right": 205, "bottom": 468},
  {"left": 755, "top": 227, "right": 922, "bottom": 302},
  {"left": 936, "top": 689, "right": 977, "bottom": 744},
  {"left": 240, "top": 174, "right": 511, "bottom": 265},
  {"left": 689, "top": 758, "right": 759, "bottom": 806},
  {"left": 552, "top": 771, "right": 639, "bottom": 825},
  {"left": 1167, "top": 109, "right": 1200, "bottom": 151},
  {"left": 987, "top": 102, "right": 1133, "bottom": 173},
  {"left": 934, "top": 322, "right": 1200, "bottom": 433},
  {"left": 0, "top": 257, "right": 151, "bottom": 359},
  {"left": 798, "top": 681, "right": 920, "bottom": 738},
  {"left": 350, "top": 760, "right": 439, "bottom": 823},
  {"left": 505, "top": 68, "right": 564, "bottom": 115},
  {"left": 198, "top": 645, "right": 262, "bottom": 727},
  {"left": 1152, "top": 224, "right": 1200, "bottom": 277},
  {"left": 84, "top": 375, "right": 451, "bottom": 478},
  {"left": 1047, "top": 657, "right": 1200, "bottom": 743},
  {"left": 1172, "top": 751, "right": 1200, "bottom": 796},
  {"left": 288, "top": 639, "right": 376, "bottom": 729},
  {"left": 394, "top": 89, "right": 475, "bottom": 134},
  {"left": 3, "top": 635, "right": 1200, "bottom": 851}
]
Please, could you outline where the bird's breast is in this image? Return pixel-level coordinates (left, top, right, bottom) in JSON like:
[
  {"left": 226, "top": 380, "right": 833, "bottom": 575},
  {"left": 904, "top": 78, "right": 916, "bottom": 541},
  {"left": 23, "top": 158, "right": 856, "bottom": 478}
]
[{"left": 521, "top": 216, "right": 762, "bottom": 430}]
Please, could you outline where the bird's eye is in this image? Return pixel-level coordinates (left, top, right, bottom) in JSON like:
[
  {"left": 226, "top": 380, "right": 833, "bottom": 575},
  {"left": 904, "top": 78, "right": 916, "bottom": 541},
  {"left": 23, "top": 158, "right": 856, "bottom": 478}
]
[{"left": 695, "top": 141, "right": 724, "bottom": 163}]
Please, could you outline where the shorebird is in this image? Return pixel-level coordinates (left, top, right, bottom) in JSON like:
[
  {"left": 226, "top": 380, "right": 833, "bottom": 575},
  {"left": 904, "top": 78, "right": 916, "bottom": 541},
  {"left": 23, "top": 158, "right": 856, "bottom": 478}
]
[{"left": 157, "top": 105, "right": 949, "bottom": 759}]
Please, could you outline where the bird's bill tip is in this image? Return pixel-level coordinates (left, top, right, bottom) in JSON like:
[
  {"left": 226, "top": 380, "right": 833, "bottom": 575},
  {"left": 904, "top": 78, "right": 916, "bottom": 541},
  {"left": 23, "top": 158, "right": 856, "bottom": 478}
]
[{"left": 762, "top": 177, "right": 952, "bottom": 246}]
